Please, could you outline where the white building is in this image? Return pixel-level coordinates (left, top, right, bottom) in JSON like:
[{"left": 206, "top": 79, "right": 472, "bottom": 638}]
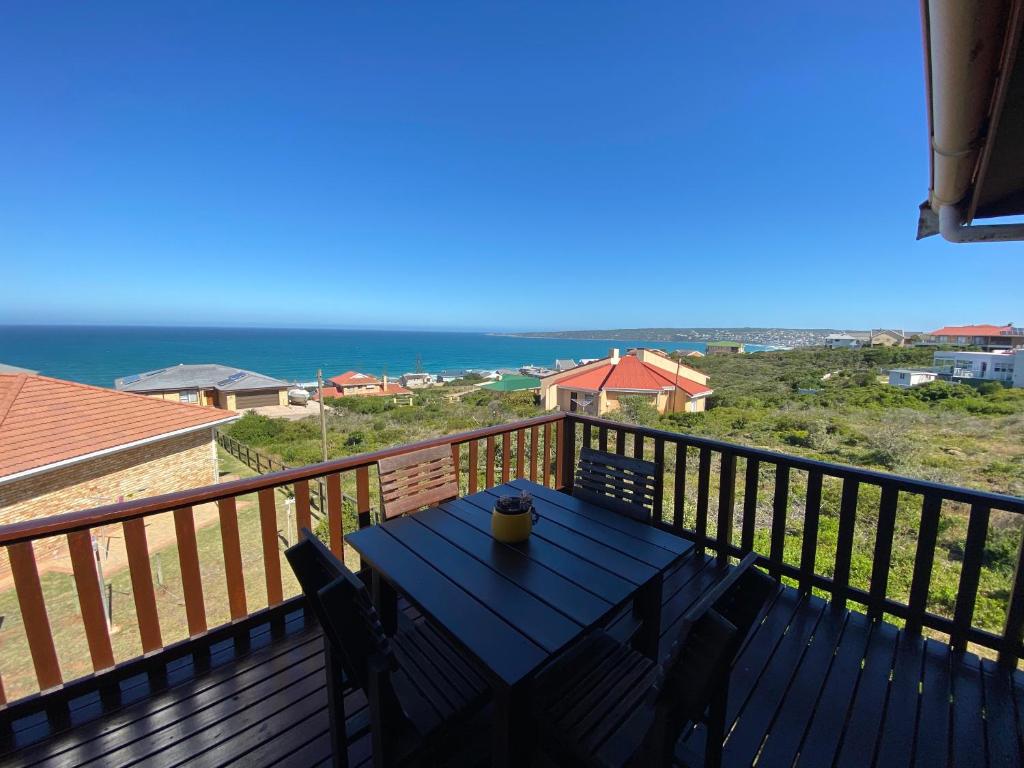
[
  {"left": 888, "top": 369, "right": 938, "bottom": 388},
  {"left": 932, "top": 351, "right": 1015, "bottom": 382},
  {"left": 1013, "top": 350, "right": 1024, "bottom": 388},
  {"left": 825, "top": 333, "right": 861, "bottom": 349},
  {"left": 399, "top": 372, "right": 434, "bottom": 388}
]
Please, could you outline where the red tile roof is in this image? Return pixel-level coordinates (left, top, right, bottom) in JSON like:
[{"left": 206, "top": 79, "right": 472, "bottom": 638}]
[
  {"left": 0, "top": 374, "right": 237, "bottom": 480},
  {"left": 930, "top": 324, "right": 1016, "bottom": 336},
  {"left": 554, "top": 354, "right": 712, "bottom": 397},
  {"left": 329, "top": 371, "right": 381, "bottom": 386},
  {"left": 314, "top": 383, "right": 412, "bottom": 401}
]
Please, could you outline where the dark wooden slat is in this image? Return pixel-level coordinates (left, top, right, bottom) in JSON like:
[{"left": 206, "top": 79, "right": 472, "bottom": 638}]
[
  {"left": 217, "top": 496, "right": 247, "bottom": 621},
  {"left": 384, "top": 516, "right": 581, "bottom": 652},
  {"left": 673, "top": 442, "right": 686, "bottom": 530},
  {"left": 951, "top": 504, "right": 991, "bottom": 651},
  {"left": 868, "top": 484, "right": 899, "bottom": 619},
  {"left": 614, "top": 428, "right": 626, "bottom": 456},
  {"left": 516, "top": 429, "right": 525, "bottom": 479},
  {"left": 741, "top": 458, "right": 758, "bottom": 552},
  {"left": 653, "top": 438, "right": 665, "bottom": 524},
  {"left": 67, "top": 530, "right": 115, "bottom": 672},
  {"left": 906, "top": 494, "right": 941, "bottom": 635},
  {"left": 874, "top": 631, "right": 926, "bottom": 767},
  {"left": 598, "top": 425, "right": 608, "bottom": 453},
  {"left": 754, "top": 603, "right": 849, "bottom": 767},
  {"left": 695, "top": 447, "right": 711, "bottom": 550},
  {"left": 796, "top": 610, "right": 874, "bottom": 768},
  {"left": 122, "top": 518, "right": 162, "bottom": 652},
  {"left": 485, "top": 435, "right": 495, "bottom": 489},
  {"left": 355, "top": 466, "right": 371, "bottom": 530},
  {"left": 799, "top": 470, "right": 822, "bottom": 593},
  {"left": 543, "top": 423, "right": 552, "bottom": 487},
  {"left": 769, "top": 463, "right": 790, "bottom": 578},
  {"left": 468, "top": 439, "right": 479, "bottom": 494},
  {"left": 979, "top": 659, "right": 1022, "bottom": 767},
  {"left": 530, "top": 426, "right": 539, "bottom": 482},
  {"left": 501, "top": 432, "right": 511, "bottom": 483},
  {"left": 8, "top": 542, "right": 62, "bottom": 691},
  {"left": 257, "top": 489, "right": 284, "bottom": 607},
  {"left": 582, "top": 421, "right": 592, "bottom": 452},
  {"left": 716, "top": 451, "right": 736, "bottom": 559},
  {"left": 412, "top": 507, "right": 611, "bottom": 625},
  {"left": 832, "top": 477, "right": 859, "bottom": 609},
  {"left": 450, "top": 443, "right": 461, "bottom": 495},
  {"left": 482, "top": 488, "right": 678, "bottom": 569},
  {"left": 557, "top": 419, "right": 570, "bottom": 491},
  {"left": 1000, "top": 526, "right": 1024, "bottom": 668},
  {"left": 508, "top": 480, "right": 689, "bottom": 555},
  {"left": 633, "top": 433, "right": 644, "bottom": 460},
  {"left": 914, "top": 639, "right": 952, "bottom": 768},
  {"left": 833, "top": 619, "right": 900, "bottom": 768},
  {"left": 345, "top": 525, "right": 548, "bottom": 687},
  {"left": 174, "top": 506, "right": 207, "bottom": 636},
  {"left": 326, "top": 472, "right": 343, "bottom": 557},
  {"left": 950, "top": 652, "right": 986, "bottom": 768},
  {"left": 294, "top": 479, "right": 312, "bottom": 537}
]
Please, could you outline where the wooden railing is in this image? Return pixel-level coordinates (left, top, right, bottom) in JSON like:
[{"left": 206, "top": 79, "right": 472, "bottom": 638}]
[
  {"left": 0, "top": 413, "right": 565, "bottom": 706},
  {"left": 560, "top": 414, "right": 1024, "bottom": 668},
  {"left": 2, "top": 410, "right": 1022, "bottom": 710}
]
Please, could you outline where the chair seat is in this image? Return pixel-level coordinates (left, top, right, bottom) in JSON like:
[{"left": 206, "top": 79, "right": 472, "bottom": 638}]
[
  {"left": 391, "top": 620, "right": 489, "bottom": 739},
  {"left": 534, "top": 631, "right": 661, "bottom": 767}
]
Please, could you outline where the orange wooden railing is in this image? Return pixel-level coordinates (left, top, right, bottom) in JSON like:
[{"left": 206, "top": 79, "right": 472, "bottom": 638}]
[{"left": 0, "top": 413, "right": 566, "bottom": 705}]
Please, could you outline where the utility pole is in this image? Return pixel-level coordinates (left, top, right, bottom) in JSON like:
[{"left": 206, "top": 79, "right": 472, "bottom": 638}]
[{"left": 317, "top": 369, "right": 328, "bottom": 462}]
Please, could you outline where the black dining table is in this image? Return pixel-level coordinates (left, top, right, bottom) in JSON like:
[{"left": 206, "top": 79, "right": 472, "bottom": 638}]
[{"left": 345, "top": 478, "right": 693, "bottom": 767}]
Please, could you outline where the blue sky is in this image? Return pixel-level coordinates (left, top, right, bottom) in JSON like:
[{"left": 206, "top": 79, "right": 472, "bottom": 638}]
[{"left": 1, "top": 2, "right": 1020, "bottom": 332}]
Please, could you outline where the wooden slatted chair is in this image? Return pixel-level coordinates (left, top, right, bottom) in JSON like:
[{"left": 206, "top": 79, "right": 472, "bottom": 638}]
[
  {"left": 377, "top": 445, "right": 460, "bottom": 520},
  {"left": 532, "top": 553, "right": 774, "bottom": 768},
  {"left": 573, "top": 447, "right": 660, "bottom": 522},
  {"left": 285, "top": 531, "right": 488, "bottom": 767}
]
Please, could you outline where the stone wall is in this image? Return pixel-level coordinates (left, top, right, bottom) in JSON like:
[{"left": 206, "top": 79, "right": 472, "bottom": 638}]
[{"left": 0, "top": 428, "right": 218, "bottom": 576}]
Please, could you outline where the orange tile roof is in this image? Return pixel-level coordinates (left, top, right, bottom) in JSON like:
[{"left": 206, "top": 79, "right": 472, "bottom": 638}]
[
  {"left": 555, "top": 353, "right": 712, "bottom": 397},
  {"left": 0, "top": 374, "right": 237, "bottom": 480},
  {"left": 930, "top": 324, "right": 1017, "bottom": 337},
  {"left": 329, "top": 371, "right": 381, "bottom": 386}
]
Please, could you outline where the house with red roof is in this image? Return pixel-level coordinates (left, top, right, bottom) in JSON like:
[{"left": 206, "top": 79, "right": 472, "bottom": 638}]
[
  {"left": 538, "top": 348, "right": 712, "bottom": 416},
  {"left": 0, "top": 373, "right": 238, "bottom": 574},
  {"left": 318, "top": 371, "right": 414, "bottom": 404},
  {"left": 925, "top": 324, "right": 1024, "bottom": 351}
]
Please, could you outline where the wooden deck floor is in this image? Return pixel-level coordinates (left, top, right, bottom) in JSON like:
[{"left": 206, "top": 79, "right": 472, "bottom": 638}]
[{"left": 2, "top": 553, "right": 1021, "bottom": 767}]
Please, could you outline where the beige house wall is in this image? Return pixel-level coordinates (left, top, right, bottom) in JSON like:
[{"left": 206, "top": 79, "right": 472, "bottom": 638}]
[{"left": 0, "top": 429, "right": 218, "bottom": 577}]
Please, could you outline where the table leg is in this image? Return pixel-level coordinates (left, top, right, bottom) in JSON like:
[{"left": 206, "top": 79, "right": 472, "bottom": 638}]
[
  {"left": 492, "top": 681, "right": 533, "bottom": 767},
  {"left": 372, "top": 571, "right": 397, "bottom": 635},
  {"left": 633, "top": 571, "right": 663, "bottom": 660}
]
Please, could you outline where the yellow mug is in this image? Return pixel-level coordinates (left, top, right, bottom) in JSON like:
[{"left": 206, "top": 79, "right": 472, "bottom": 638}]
[{"left": 491, "top": 505, "right": 538, "bottom": 543}]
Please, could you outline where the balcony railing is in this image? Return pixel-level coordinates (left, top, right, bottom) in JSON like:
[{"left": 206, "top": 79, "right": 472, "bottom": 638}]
[{"left": 0, "top": 411, "right": 1021, "bottom": 714}]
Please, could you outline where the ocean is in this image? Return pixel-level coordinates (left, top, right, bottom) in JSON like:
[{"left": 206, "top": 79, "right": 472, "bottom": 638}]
[{"left": 0, "top": 326, "right": 770, "bottom": 388}]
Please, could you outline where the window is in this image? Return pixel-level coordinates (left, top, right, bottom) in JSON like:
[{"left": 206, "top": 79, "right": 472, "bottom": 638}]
[{"left": 180, "top": 390, "right": 198, "bottom": 404}]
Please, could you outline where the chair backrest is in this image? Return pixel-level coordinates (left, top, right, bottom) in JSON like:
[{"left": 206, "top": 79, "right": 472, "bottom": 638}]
[
  {"left": 701, "top": 552, "right": 776, "bottom": 662},
  {"left": 378, "top": 445, "right": 460, "bottom": 520},
  {"left": 572, "top": 447, "right": 660, "bottom": 522},
  {"left": 284, "top": 530, "right": 394, "bottom": 692}
]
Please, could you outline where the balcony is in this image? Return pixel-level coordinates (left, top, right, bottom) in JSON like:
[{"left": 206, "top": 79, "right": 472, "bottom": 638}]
[{"left": 0, "top": 413, "right": 1022, "bottom": 766}]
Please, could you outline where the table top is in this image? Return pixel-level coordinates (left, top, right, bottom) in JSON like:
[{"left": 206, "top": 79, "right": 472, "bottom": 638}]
[{"left": 345, "top": 479, "right": 693, "bottom": 689}]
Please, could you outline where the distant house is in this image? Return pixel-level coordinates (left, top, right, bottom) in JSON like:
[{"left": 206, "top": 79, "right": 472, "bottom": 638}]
[
  {"left": 320, "top": 371, "right": 413, "bottom": 404},
  {"left": 870, "top": 330, "right": 908, "bottom": 347},
  {"left": 399, "top": 372, "right": 434, "bottom": 389},
  {"left": 115, "top": 363, "right": 289, "bottom": 411},
  {"left": 925, "top": 324, "right": 1024, "bottom": 351},
  {"left": 933, "top": 350, "right": 1016, "bottom": 382},
  {"left": 0, "top": 373, "right": 237, "bottom": 574},
  {"left": 824, "top": 333, "right": 861, "bottom": 350},
  {"left": 554, "top": 359, "right": 577, "bottom": 372},
  {"left": 683, "top": 350, "right": 705, "bottom": 358},
  {"left": 539, "top": 348, "right": 712, "bottom": 416},
  {"left": 888, "top": 369, "right": 938, "bottom": 388},
  {"left": 435, "top": 370, "right": 468, "bottom": 383},
  {"left": 478, "top": 375, "right": 542, "bottom": 393},
  {"left": 1014, "top": 351, "right": 1024, "bottom": 389},
  {"left": 706, "top": 341, "right": 744, "bottom": 355}
]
